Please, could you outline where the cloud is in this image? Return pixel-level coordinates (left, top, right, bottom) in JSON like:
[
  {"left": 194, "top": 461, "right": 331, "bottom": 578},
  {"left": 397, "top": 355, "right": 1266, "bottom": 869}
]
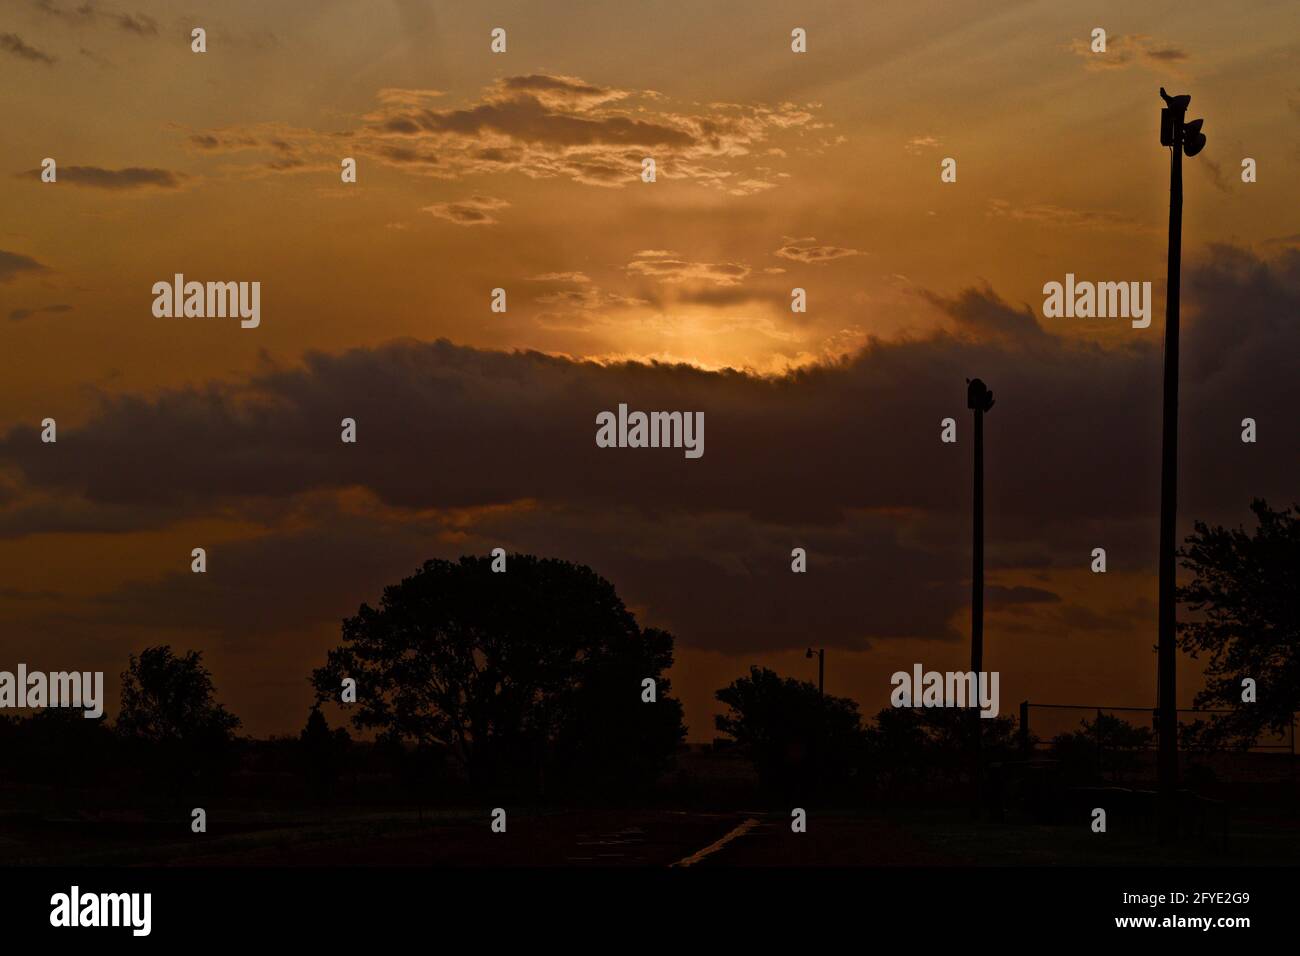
[
  {"left": 492, "top": 73, "right": 632, "bottom": 112},
  {"left": 1145, "top": 45, "right": 1189, "bottom": 63},
  {"left": 530, "top": 272, "right": 592, "bottom": 284},
  {"left": 0, "top": 249, "right": 48, "bottom": 282},
  {"left": 920, "top": 284, "right": 1045, "bottom": 344},
  {"left": 17, "top": 165, "right": 185, "bottom": 189},
  {"left": 9, "top": 303, "right": 72, "bottom": 321},
  {"left": 3, "top": 243, "right": 1292, "bottom": 530},
  {"left": 625, "top": 250, "right": 751, "bottom": 286},
  {"left": 187, "top": 131, "right": 261, "bottom": 151},
  {"left": 986, "top": 585, "right": 1061, "bottom": 608},
  {"left": 186, "top": 74, "right": 827, "bottom": 193},
  {"left": 986, "top": 199, "right": 1145, "bottom": 233},
  {"left": 535, "top": 287, "right": 646, "bottom": 312},
  {"left": 112, "top": 12, "right": 157, "bottom": 36},
  {"left": 0, "top": 33, "right": 56, "bottom": 64},
  {"left": 774, "top": 237, "right": 863, "bottom": 264},
  {"left": 420, "top": 195, "right": 510, "bottom": 226},
  {"left": 0, "top": 245, "right": 1293, "bottom": 668},
  {"left": 526, "top": 271, "right": 648, "bottom": 315},
  {"left": 1069, "top": 34, "right": 1191, "bottom": 72},
  {"left": 904, "top": 135, "right": 941, "bottom": 155},
  {"left": 1196, "top": 157, "right": 1233, "bottom": 194},
  {"left": 33, "top": 1, "right": 158, "bottom": 35}
]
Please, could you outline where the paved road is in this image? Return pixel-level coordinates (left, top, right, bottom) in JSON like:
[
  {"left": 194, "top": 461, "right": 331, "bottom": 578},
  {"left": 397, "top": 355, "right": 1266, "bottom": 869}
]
[{"left": 677, "top": 812, "right": 964, "bottom": 866}]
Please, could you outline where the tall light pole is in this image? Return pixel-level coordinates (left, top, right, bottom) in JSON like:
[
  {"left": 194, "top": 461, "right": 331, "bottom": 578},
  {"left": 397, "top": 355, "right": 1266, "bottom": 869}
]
[
  {"left": 805, "top": 647, "right": 824, "bottom": 697},
  {"left": 1156, "top": 87, "right": 1205, "bottom": 843},
  {"left": 967, "top": 378, "right": 994, "bottom": 815},
  {"left": 806, "top": 647, "right": 824, "bottom": 800},
  {"left": 967, "top": 379, "right": 994, "bottom": 680}
]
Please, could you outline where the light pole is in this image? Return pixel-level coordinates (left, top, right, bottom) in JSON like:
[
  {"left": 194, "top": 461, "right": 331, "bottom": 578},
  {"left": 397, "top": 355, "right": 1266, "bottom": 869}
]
[
  {"left": 1156, "top": 87, "right": 1205, "bottom": 843},
  {"left": 967, "top": 379, "right": 994, "bottom": 680},
  {"left": 805, "top": 647, "right": 824, "bottom": 697},
  {"left": 967, "top": 378, "right": 994, "bottom": 816},
  {"left": 806, "top": 647, "right": 824, "bottom": 800}
]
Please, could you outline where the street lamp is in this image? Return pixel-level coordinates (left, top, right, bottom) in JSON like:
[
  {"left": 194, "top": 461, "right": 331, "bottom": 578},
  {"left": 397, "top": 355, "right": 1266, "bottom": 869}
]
[
  {"left": 1155, "top": 88, "right": 1205, "bottom": 843},
  {"left": 805, "top": 647, "right": 824, "bottom": 697}
]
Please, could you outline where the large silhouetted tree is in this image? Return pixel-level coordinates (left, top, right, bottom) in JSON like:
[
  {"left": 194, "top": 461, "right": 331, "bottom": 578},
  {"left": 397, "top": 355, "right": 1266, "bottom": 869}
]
[
  {"left": 311, "top": 555, "right": 685, "bottom": 797},
  {"left": 1177, "top": 499, "right": 1300, "bottom": 745},
  {"left": 715, "top": 666, "right": 865, "bottom": 797}
]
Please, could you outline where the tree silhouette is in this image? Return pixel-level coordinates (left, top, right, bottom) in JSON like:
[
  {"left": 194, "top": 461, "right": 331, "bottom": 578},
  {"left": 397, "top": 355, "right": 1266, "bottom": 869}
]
[
  {"left": 311, "top": 554, "right": 685, "bottom": 797},
  {"left": 1050, "top": 714, "right": 1151, "bottom": 784},
  {"left": 299, "top": 705, "right": 352, "bottom": 802},
  {"left": 1177, "top": 499, "right": 1300, "bottom": 745},
  {"left": 116, "top": 645, "right": 242, "bottom": 802},
  {"left": 865, "top": 706, "right": 1018, "bottom": 798},
  {"left": 715, "top": 665, "right": 865, "bottom": 798}
]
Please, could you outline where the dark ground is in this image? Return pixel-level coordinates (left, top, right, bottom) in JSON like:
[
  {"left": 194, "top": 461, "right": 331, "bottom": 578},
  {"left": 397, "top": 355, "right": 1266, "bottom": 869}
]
[{"left": 5, "top": 804, "right": 1299, "bottom": 867}]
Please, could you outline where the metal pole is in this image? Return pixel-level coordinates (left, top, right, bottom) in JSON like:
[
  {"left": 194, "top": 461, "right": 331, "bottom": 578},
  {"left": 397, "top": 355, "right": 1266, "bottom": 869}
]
[
  {"left": 1020, "top": 701, "right": 1030, "bottom": 757},
  {"left": 972, "top": 408, "right": 984, "bottom": 679},
  {"left": 972, "top": 399, "right": 985, "bottom": 817},
  {"left": 1157, "top": 114, "right": 1183, "bottom": 843}
]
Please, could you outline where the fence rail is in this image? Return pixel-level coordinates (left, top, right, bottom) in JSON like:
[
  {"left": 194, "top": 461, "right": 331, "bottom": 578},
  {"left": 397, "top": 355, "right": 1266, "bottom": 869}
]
[{"left": 1018, "top": 701, "right": 1298, "bottom": 765}]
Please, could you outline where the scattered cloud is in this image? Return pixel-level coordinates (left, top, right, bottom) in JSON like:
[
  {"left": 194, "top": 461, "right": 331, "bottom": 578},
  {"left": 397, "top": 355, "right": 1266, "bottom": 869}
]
[
  {"left": 530, "top": 272, "right": 592, "bottom": 284},
  {"left": 33, "top": 1, "right": 158, "bottom": 35},
  {"left": 774, "top": 237, "right": 863, "bottom": 264},
  {"left": 625, "top": 250, "right": 751, "bottom": 286},
  {"left": 113, "top": 12, "right": 158, "bottom": 36},
  {"left": 1, "top": 33, "right": 56, "bottom": 65},
  {"left": 920, "top": 283, "right": 1044, "bottom": 344},
  {"left": 184, "top": 74, "right": 829, "bottom": 193},
  {"left": 17, "top": 165, "right": 186, "bottom": 189},
  {"left": 1196, "top": 157, "right": 1233, "bottom": 194},
  {"left": 420, "top": 195, "right": 510, "bottom": 226},
  {"left": 986, "top": 198, "right": 1144, "bottom": 233},
  {"left": 0, "top": 250, "right": 48, "bottom": 283},
  {"left": 10, "top": 303, "right": 72, "bottom": 321},
  {"left": 1069, "top": 34, "right": 1191, "bottom": 72}
]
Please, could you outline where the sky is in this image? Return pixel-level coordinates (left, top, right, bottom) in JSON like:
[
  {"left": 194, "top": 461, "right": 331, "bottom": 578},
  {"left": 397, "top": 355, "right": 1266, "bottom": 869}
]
[{"left": 1, "top": 0, "right": 1297, "bottom": 740}]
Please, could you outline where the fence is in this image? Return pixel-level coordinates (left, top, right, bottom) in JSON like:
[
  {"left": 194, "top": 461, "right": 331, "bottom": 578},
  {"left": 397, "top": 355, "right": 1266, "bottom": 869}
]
[{"left": 1017, "top": 701, "right": 1297, "bottom": 788}]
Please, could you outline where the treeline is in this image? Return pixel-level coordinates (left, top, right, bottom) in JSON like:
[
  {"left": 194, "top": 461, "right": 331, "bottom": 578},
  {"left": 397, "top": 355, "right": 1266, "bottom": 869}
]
[
  {"left": 1, "top": 644, "right": 1164, "bottom": 813},
  {"left": 4, "top": 496, "right": 1293, "bottom": 811}
]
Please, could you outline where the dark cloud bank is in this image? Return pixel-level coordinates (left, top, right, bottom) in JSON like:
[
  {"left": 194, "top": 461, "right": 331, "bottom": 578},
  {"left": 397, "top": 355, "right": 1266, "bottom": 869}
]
[{"left": 0, "top": 246, "right": 1295, "bottom": 678}]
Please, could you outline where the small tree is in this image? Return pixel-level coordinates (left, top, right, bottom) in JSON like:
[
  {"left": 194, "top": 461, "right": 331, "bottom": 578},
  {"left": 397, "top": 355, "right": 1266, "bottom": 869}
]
[
  {"left": 865, "top": 706, "right": 1019, "bottom": 798},
  {"left": 116, "top": 645, "right": 241, "bottom": 801},
  {"left": 715, "top": 666, "right": 865, "bottom": 798},
  {"left": 299, "top": 706, "right": 352, "bottom": 801},
  {"left": 1049, "top": 714, "right": 1151, "bottom": 784},
  {"left": 1177, "top": 499, "right": 1300, "bottom": 746}
]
